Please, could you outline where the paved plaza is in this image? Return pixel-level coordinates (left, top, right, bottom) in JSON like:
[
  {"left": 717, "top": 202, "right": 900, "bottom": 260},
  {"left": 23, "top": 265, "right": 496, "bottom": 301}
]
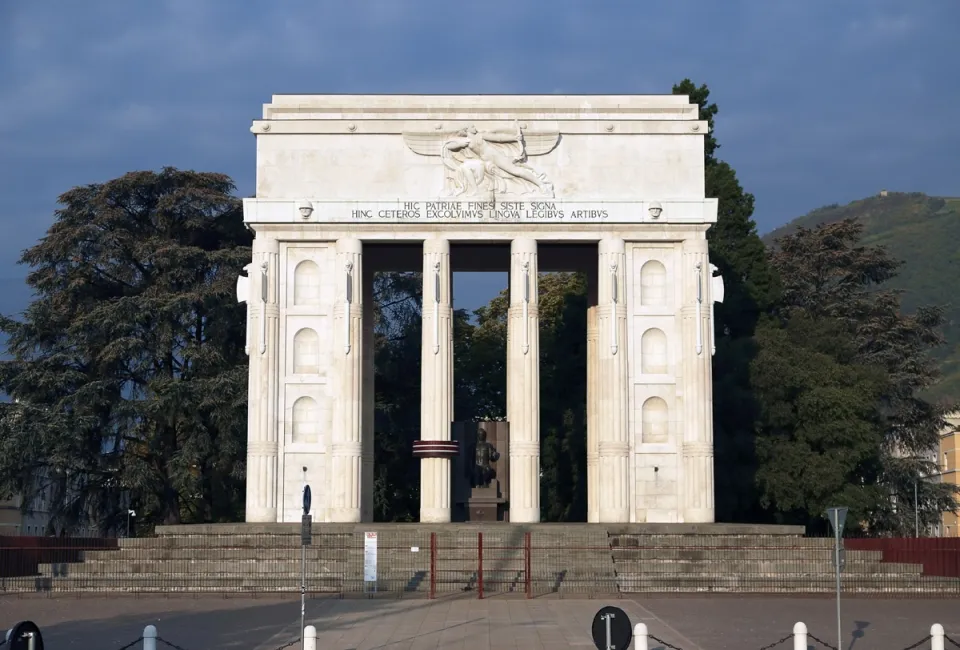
[{"left": 3, "top": 594, "right": 960, "bottom": 650}]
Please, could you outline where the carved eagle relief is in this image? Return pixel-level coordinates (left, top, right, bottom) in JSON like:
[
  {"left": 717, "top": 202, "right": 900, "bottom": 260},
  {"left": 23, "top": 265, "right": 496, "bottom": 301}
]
[{"left": 402, "top": 124, "right": 560, "bottom": 199}]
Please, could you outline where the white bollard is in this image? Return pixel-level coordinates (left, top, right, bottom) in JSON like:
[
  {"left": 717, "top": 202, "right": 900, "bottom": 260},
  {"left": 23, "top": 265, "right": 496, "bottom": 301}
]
[
  {"left": 303, "top": 625, "right": 317, "bottom": 650},
  {"left": 931, "top": 623, "right": 944, "bottom": 650},
  {"left": 633, "top": 622, "right": 648, "bottom": 650},
  {"left": 793, "top": 622, "right": 808, "bottom": 650},
  {"left": 143, "top": 625, "right": 158, "bottom": 650}
]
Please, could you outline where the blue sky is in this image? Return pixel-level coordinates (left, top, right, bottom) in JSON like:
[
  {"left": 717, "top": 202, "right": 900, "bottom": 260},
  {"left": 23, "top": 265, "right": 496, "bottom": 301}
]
[{"left": 0, "top": 0, "right": 957, "bottom": 320}]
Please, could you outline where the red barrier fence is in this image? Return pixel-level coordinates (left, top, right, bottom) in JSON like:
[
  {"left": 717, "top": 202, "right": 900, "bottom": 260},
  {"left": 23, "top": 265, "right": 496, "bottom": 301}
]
[
  {"left": 0, "top": 535, "right": 118, "bottom": 578},
  {"left": 428, "top": 531, "right": 533, "bottom": 600},
  {"left": 845, "top": 537, "right": 960, "bottom": 577}
]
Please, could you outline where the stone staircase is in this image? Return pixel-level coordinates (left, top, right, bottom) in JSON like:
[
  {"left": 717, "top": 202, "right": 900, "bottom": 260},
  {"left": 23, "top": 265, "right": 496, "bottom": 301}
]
[{"left": 2, "top": 523, "right": 957, "bottom": 595}]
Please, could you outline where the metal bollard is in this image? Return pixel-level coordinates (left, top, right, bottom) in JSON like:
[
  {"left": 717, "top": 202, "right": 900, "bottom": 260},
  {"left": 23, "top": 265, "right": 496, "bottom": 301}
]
[
  {"left": 632, "top": 623, "right": 648, "bottom": 650},
  {"left": 303, "top": 625, "right": 317, "bottom": 650},
  {"left": 143, "top": 625, "right": 157, "bottom": 650},
  {"left": 931, "top": 623, "right": 944, "bottom": 650},
  {"left": 793, "top": 622, "right": 807, "bottom": 650}
]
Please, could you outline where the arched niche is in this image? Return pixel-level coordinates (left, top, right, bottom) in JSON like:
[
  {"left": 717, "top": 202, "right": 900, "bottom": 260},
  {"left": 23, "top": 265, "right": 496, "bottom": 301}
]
[
  {"left": 640, "top": 328, "right": 668, "bottom": 374},
  {"left": 291, "top": 396, "right": 320, "bottom": 444},
  {"left": 640, "top": 260, "right": 668, "bottom": 306},
  {"left": 293, "top": 328, "right": 320, "bottom": 374},
  {"left": 293, "top": 260, "right": 322, "bottom": 306},
  {"left": 641, "top": 397, "right": 670, "bottom": 444}
]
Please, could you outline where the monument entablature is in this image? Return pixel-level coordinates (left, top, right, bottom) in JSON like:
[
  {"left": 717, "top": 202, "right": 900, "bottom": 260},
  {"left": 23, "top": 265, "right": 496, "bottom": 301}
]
[{"left": 239, "top": 94, "right": 723, "bottom": 526}]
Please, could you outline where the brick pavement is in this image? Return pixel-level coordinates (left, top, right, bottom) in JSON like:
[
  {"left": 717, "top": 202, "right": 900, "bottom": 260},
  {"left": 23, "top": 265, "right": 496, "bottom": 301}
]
[{"left": 3, "top": 594, "right": 960, "bottom": 649}]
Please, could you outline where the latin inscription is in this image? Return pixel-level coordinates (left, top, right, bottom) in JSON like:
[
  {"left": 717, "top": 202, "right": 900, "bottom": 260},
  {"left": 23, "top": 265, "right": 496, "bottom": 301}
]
[{"left": 349, "top": 201, "right": 609, "bottom": 222}]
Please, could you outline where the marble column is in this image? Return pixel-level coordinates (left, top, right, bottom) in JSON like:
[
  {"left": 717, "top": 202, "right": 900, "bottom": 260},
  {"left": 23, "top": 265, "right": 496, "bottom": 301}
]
[
  {"left": 680, "top": 235, "right": 715, "bottom": 523},
  {"left": 507, "top": 238, "right": 540, "bottom": 523},
  {"left": 597, "top": 238, "right": 630, "bottom": 523},
  {"left": 415, "top": 238, "right": 456, "bottom": 523},
  {"left": 329, "top": 238, "right": 364, "bottom": 523},
  {"left": 361, "top": 269, "right": 375, "bottom": 522},
  {"left": 586, "top": 264, "right": 600, "bottom": 524},
  {"left": 245, "top": 236, "right": 280, "bottom": 523}
]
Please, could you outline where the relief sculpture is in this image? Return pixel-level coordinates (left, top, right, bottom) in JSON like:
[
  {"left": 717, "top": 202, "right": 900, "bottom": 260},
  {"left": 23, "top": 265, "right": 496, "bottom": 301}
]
[{"left": 403, "top": 122, "right": 559, "bottom": 200}]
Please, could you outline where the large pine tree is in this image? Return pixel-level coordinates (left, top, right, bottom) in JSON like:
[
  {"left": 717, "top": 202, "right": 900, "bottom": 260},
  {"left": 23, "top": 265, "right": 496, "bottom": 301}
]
[{"left": 0, "top": 168, "right": 250, "bottom": 532}]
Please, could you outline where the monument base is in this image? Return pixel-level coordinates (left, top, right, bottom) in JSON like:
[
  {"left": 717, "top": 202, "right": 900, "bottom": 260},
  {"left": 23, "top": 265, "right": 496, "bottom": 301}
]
[{"left": 466, "top": 486, "right": 507, "bottom": 522}]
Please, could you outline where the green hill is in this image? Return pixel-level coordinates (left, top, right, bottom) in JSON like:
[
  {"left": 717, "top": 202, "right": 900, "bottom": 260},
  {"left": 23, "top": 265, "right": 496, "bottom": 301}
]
[{"left": 762, "top": 192, "right": 960, "bottom": 402}]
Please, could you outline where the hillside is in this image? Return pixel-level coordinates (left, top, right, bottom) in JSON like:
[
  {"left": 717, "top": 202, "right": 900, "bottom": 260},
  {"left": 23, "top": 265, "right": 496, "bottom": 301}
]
[{"left": 763, "top": 192, "right": 960, "bottom": 401}]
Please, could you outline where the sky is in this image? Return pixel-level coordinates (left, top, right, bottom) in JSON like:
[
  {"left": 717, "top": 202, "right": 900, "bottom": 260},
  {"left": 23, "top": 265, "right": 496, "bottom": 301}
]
[{"left": 0, "top": 0, "right": 958, "bottom": 323}]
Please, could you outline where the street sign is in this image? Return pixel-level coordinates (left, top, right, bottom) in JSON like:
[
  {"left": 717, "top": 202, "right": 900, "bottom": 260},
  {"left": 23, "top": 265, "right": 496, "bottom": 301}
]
[
  {"left": 591, "top": 606, "right": 632, "bottom": 650},
  {"left": 300, "top": 514, "right": 312, "bottom": 547},
  {"left": 825, "top": 507, "right": 848, "bottom": 538},
  {"left": 302, "top": 484, "right": 312, "bottom": 516}
]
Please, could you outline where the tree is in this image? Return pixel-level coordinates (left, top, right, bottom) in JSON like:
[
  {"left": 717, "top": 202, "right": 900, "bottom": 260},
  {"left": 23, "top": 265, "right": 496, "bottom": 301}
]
[
  {"left": 752, "top": 311, "right": 887, "bottom": 527},
  {"left": 0, "top": 168, "right": 250, "bottom": 532},
  {"left": 765, "top": 219, "right": 958, "bottom": 533},
  {"left": 370, "top": 271, "right": 423, "bottom": 522},
  {"left": 673, "top": 79, "right": 781, "bottom": 521}
]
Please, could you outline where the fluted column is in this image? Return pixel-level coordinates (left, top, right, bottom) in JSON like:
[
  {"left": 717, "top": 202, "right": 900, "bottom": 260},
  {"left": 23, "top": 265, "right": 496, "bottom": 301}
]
[
  {"left": 586, "top": 263, "right": 600, "bottom": 524},
  {"left": 416, "top": 238, "right": 455, "bottom": 523},
  {"left": 361, "top": 269, "right": 375, "bottom": 522},
  {"left": 245, "top": 236, "right": 280, "bottom": 523},
  {"left": 329, "top": 238, "right": 364, "bottom": 523},
  {"left": 507, "top": 238, "right": 540, "bottom": 523},
  {"left": 597, "top": 238, "right": 630, "bottom": 523},
  {"left": 680, "top": 235, "right": 715, "bottom": 522}
]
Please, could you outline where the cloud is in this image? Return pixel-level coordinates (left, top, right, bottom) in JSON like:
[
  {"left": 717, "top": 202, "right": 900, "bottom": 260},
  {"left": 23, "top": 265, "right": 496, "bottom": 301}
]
[{"left": 0, "top": 0, "right": 957, "bottom": 296}]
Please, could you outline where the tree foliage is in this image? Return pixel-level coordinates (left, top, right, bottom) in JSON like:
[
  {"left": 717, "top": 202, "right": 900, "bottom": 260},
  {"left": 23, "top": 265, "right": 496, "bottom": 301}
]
[
  {"left": 0, "top": 168, "right": 250, "bottom": 533},
  {"left": 761, "top": 219, "right": 958, "bottom": 533}
]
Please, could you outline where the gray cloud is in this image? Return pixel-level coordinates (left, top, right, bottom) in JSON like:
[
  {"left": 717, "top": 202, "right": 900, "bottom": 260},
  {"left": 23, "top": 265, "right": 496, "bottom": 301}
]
[{"left": 0, "top": 0, "right": 957, "bottom": 323}]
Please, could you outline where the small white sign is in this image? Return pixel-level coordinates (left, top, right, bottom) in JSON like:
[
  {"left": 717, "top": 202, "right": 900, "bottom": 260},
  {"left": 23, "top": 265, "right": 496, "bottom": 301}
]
[
  {"left": 363, "top": 532, "right": 378, "bottom": 583},
  {"left": 410, "top": 546, "right": 419, "bottom": 553}
]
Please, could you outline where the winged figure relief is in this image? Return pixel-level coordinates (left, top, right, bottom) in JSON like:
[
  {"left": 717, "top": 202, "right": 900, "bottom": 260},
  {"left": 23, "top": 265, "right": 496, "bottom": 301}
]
[{"left": 403, "top": 122, "right": 559, "bottom": 199}]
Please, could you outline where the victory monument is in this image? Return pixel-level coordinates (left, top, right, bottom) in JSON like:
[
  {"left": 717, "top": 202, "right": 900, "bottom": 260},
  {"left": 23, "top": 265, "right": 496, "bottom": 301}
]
[{"left": 238, "top": 94, "right": 724, "bottom": 525}]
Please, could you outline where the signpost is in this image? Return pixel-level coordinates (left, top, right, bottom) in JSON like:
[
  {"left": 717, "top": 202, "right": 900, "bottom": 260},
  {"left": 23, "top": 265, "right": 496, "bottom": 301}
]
[
  {"left": 825, "top": 506, "right": 848, "bottom": 650},
  {"left": 300, "top": 480, "right": 312, "bottom": 643},
  {"left": 591, "top": 606, "right": 632, "bottom": 650},
  {"left": 364, "top": 532, "right": 378, "bottom": 594}
]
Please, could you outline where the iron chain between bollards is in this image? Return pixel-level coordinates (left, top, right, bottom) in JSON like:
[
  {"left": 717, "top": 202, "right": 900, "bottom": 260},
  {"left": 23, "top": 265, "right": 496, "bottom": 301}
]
[
  {"left": 945, "top": 632, "right": 960, "bottom": 648},
  {"left": 648, "top": 633, "right": 685, "bottom": 650},
  {"left": 900, "top": 635, "right": 932, "bottom": 650},
  {"left": 114, "top": 638, "right": 145, "bottom": 650},
  {"left": 157, "top": 638, "right": 194, "bottom": 650},
  {"left": 805, "top": 632, "right": 839, "bottom": 650},
  {"left": 267, "top": 637, "right": 302, "bottom": 650},
  {"left": 756, "top": 633, "right": 793, "bottom": 650}
]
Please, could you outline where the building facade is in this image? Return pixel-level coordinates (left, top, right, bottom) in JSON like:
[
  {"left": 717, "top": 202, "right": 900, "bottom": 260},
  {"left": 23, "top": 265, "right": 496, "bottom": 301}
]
[
  {"left": 941, "top": 413, "right": 959, "bottom": 536},
  {"left": 238, "top": 95, "right": 722, "bottom": 524}
]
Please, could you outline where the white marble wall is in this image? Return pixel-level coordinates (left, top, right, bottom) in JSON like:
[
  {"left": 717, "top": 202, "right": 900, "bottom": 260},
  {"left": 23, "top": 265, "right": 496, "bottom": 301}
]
[
  {"left": 242, "top": 94, "right": 719, "bottom": 524},
  {"left": 277, "top": 244, "right": 336, "bottom": 522}
]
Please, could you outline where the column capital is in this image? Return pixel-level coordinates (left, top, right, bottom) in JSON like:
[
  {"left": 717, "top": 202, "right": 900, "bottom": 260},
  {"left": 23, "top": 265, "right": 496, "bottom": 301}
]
[
  {"left": 336, "top": 237, "right": 363, "bottom": 255},
  {"left": 252, "top": 235, "right": 280, "bottom": 255},
  {"left": 598, "top": 237, "right": 626, "bottom": 256},
  {"left": 511, "top": 237, "right": 538, "bottom": 254},
  {"left": 681, "top": 236, "right": 709, "bottom": 253},
  {"left": 423, "top": 237, "right": 451, "bottom": 255}
]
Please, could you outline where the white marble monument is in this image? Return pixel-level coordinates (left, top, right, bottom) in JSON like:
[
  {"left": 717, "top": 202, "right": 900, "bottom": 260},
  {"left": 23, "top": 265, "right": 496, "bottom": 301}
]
[{"left": 237, "top": 94, "right": 723, "bottom": 524}]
